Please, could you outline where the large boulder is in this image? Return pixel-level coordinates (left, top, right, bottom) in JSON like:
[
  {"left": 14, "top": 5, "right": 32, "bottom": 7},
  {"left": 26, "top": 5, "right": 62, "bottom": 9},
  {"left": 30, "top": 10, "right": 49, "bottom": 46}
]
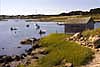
[
  {"left": 31, "top": 48, "right": 47, "bottom": 55},
  {"left": 20, "top": 38, "right": 38, "bottom": 45},
  {"left": 89, "top": 35, "right": 100, "bottom": 48},
  {"left": 69, "top": 32, "right": 82, "bottom": 40}
]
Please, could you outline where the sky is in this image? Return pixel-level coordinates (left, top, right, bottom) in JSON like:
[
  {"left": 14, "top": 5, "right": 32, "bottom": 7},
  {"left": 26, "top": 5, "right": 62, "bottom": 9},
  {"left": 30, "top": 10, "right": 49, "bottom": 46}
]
[{"left": 0, "top": 0, "right": 100, "bottom": 15}]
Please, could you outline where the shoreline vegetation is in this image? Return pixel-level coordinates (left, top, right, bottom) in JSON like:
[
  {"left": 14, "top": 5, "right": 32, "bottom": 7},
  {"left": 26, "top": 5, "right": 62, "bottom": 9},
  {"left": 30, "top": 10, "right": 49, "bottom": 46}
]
[
  {"left": 37, "top": 33, "right": 93, "bottom": 67},
  {"left": 26, "top": 15, "right": 100, "bottom": 22},
  {"left": 17, "top": 28, "right": 100, "bottom": 67},
  {"left": 1, "top": 14, "right": 100, "bottom": 22},
  {"left": 0, "top": 8, "right": 100, "bottom": 67},
  {"left": 16, "top": 33, "right": 94, "bottom": 67},
  {"left": 1, "top": 28, "right": 100, "bottom": 67}
]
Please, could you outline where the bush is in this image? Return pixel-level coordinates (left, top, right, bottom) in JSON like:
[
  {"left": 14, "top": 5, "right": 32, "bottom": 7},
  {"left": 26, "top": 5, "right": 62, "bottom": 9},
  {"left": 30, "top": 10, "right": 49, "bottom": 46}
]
[{"left": 38, "top": 33, "right": 93, "bottom": 67}]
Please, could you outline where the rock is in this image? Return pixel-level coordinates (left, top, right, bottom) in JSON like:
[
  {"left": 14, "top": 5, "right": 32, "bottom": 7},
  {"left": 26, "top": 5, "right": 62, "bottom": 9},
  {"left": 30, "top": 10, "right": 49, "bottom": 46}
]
[
  {"left": 5, "top": 64, "right": 10, "bottom": 67},
  {"left": 33, "top": 54, "right": 45, "bottom": 59},
  {"left": 32, "top": 44, "right": 41, "bottom": 49},
  {"left": 88, "top": 35, "right": 93, "bottom": 42},
  {"left": 20, "top": 38, "right": 38, "bottom": 45},
  {"left": 15, "top": 55, "right": 21, "bottom": 61},
  {"left": 95, "top": 49, "right": 100, "bottom": 52},
  {"left": 21, "top": 54, "right": 27, "bottom": 57},
  {"left": 20, "top": 54, "right": 27, "bottom": 59},
  {"left": 94, "top": 40, "right": 100, "bottom": 48},
  {"left": 27, "top": 52, "right": 31, "bottom": 55},
  {"left": 2, "top": 55, "right": 7, "bottom": 59},
  {"left": 20, "top": 55, "right": 25, "bottom": 59},
  {"left": 26, "top": 61, "right": 31, "bottom": 65},
  {"left": 70, "top": 32, "right": 81, "bottom": 40},
  {"left": 84, "top": 37, "right": 87, "bottom": 41},
  {"left": 0, "top": 59, "right": 4, "bottom": 63},
  {"left": 65, "top": 38, "right": 70, "bottom": 41},
  {"left": 26, "top": 48, "right": 33, "bottom": 55},
  {"left": 87, "top": 44, "right": 93, "bottom": 48},
  {"left": 73, "top": 32, "right": 81, "bottom": 38},
  {"left": 61, "top": 59, "right": 67, "bottom": 64},
  {"left": 31, "top": 48, "right": 47, "bottom": 55},
  {"left": 4, "top": 56, "right": 13, "bottom": 62},
  {"left": 31, "top": 50, "right": 37, "bottom": 54},
  {"left": 64, "top": 62, "right": 73, "bottom": 67},
  {"left": 32, "top": 56, "right": 39, "bottom": 59},
  {"left": 90, "top": 35, "right": 100, "bottom": 48},
  {"left": 90, "top": 35, "right": 100, "bottom": 43},
  {"left": 26, "top": 55, "right": 32, "bottom": 60},
  {"left": 0, "top": 63, "right": 5, "bottom": 67},
  {"left": 0, "top": 56, "right": 13, "bottom": 63},
  {"left": 20, "top": 39, "right": 32, "bottom": 44},
  {"left": 79, "top": 37, "right": 84, "bottom": 41},
  {"left": 12, "top": 55, "right": 16, "bottom": 60},
  {"left": 0, "top": 55, "right": 4, "bottom": 58}
]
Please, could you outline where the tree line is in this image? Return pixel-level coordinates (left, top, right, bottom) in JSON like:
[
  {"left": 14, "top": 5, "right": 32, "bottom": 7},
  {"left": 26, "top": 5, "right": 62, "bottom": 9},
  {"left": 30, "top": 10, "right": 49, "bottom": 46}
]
[
  {"left": 59, "top": 8, "right": 100, "bottom": 16},
  {"left": 0, "top": 8, "right": 100, "bottom": 19}
]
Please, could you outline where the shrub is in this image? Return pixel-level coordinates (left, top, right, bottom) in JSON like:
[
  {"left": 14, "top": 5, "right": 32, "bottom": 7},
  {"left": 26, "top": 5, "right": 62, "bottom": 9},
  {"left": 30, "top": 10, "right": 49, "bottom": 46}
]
[{"left": 38, "top": 33, "right": 93, "bottom": 67}]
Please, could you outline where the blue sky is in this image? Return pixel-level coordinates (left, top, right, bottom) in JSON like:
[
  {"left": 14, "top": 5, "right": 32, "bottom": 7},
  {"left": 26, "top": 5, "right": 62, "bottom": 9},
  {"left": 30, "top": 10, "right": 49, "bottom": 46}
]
[{"left": 0, "top": 0, "right": 100, "bottom": 15}]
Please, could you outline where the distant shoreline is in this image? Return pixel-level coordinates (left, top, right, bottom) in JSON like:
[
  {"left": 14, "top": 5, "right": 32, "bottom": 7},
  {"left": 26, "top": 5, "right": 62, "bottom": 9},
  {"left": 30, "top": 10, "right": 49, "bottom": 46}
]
[
  {"left": 1, "top": 8, "right": 100, "bottom": 22},
  {"left": 0, "top": 15, "right": 100, "bottom": 22}
]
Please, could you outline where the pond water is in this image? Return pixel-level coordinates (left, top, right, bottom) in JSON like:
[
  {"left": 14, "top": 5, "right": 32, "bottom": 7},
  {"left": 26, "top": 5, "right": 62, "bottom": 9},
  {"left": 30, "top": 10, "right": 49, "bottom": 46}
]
[
  {"left": 0, "top": 19, "right": 64, "bottom": 56},
  {"left": 94, "top": 22, "right": 100, "bottom": 28},
  {"left": 0, "top": 19, "right": 100, "bottom": 56}
]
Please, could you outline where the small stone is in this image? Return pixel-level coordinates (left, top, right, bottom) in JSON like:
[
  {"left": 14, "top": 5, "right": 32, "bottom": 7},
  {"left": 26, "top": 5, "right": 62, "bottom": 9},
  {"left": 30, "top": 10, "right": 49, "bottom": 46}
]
[
  {"left": 96, "top": 49, "right": 100, "bottom": 52},
  {"left": 64, "top": 62, "right": 73, "bottom": 67},
  {"left": 15, "top": 55, "right": 20, "bottom": 61},
  {"left": 5, "top": 64, "right": 10, "bottom": 67},
  {"left": 32, "top": 56, "right": 38, "bottom": 59}
]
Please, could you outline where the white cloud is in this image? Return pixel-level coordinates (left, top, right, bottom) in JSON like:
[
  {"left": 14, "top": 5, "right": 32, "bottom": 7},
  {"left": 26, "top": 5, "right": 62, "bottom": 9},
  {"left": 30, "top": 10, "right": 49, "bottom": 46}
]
[{"left": 0, "top": 0, "right": 100, "bottom": 15}]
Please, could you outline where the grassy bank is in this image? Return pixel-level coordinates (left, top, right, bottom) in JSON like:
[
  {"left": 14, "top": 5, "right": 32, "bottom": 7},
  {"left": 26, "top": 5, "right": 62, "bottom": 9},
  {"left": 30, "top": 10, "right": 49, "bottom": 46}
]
[
  {"left": 82, "top": 28, "right": 100, "bottom": 38},
  {"left": 35, "top": 14, "right": 100, "bottom": 22},
  {"left": 17, "top": 33, "right": 93, "bottom": 67},
  {"left": 37, "top": 33, "right": 93, "bottom": 67}
]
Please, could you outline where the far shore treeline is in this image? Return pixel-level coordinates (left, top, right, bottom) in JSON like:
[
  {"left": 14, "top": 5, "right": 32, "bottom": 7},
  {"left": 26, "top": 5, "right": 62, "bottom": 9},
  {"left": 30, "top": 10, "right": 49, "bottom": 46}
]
[{"left": 0, "top": 8, "right": 100, "bottom": 20}]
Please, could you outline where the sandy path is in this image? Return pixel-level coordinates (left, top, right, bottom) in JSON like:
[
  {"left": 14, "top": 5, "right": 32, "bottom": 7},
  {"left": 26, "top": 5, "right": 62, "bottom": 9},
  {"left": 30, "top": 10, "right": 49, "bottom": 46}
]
[{"left": 82, "top": 49, "right": 100, "bottom": 67}]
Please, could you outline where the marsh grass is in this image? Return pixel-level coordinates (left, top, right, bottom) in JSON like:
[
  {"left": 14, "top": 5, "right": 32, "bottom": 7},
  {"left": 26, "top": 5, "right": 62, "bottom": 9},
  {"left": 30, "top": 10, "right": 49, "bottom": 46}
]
[
  {"left": 82, "top": 28, "right": 100, "bottom": 38},
  {"left": 38, "top": 14, "right": 100, "bottom": 22},
  {"left": 38, "top": 33, "right": 93, "bottom": 67}
]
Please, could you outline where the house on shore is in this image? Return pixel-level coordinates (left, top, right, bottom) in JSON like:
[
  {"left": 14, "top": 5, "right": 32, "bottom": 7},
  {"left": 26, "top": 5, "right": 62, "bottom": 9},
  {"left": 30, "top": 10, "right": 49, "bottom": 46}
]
[{"left": 58, "top": 17, "right": 95, "bottom": 33}]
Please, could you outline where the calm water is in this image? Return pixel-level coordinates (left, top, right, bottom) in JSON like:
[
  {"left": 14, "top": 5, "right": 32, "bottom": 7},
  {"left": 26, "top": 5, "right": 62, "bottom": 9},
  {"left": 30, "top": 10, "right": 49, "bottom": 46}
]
[
  {"left": 0, "top": 19, "right": 100, "bottom": 56},
  {"left": 94, "top": 22, "right": 100, "bottom": 28},
  {"left": 0, "top": 19, "right": 64, "bottom": 56}
]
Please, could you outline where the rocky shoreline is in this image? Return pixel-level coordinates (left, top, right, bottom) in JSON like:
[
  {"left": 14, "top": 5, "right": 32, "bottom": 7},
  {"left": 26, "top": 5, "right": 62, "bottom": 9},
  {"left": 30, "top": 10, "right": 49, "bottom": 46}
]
[
  {"left": 65, "top": 32, "right": 100, "bottom": 67},
  {"left": 1, "top": 32, "right": 100, "bottom": 67},
  {"left": 65, "top": 32, "right": 100, "bottom": 49},
  {"left": 0, "top": 38, "right": 47, "bottom": 67}
]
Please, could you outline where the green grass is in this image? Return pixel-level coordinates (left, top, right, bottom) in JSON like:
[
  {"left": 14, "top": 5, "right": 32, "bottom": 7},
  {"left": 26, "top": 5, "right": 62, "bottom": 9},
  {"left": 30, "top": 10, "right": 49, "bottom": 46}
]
[
  {"left": 38, "top": 33, "right": 93, "bottom": 67},
  {"left": 38, "top": 14, "right": 100, "bottom": 22},
  {"left": 82, "top": 28, "right": 100, "bottom": 38}
]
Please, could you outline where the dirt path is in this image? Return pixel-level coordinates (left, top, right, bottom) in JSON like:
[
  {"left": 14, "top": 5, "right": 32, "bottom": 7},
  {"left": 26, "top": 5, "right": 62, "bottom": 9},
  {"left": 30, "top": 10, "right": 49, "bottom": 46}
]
[{"left": 82, "top": 49, "right": 100, "bottom": 67}]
